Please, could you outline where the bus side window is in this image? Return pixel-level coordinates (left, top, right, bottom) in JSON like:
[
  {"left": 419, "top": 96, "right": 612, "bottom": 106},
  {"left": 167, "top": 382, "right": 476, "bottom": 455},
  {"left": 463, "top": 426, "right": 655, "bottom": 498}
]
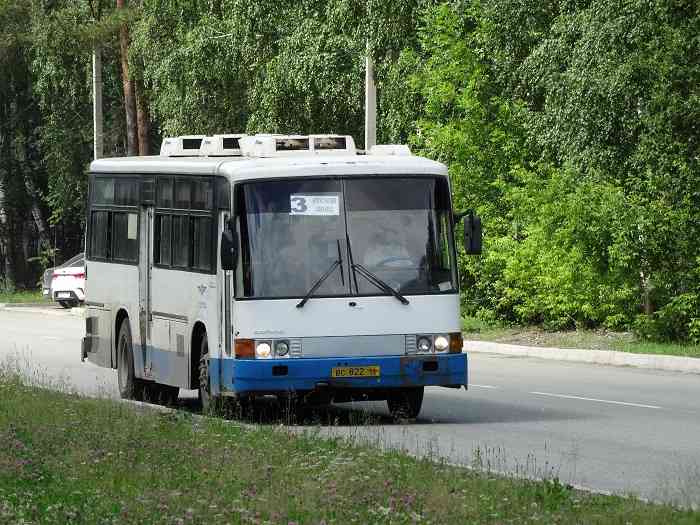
[
  {"left": 192, "top": 216, "right": 213, "bottom": 271},
  {"left": 115, "top": 180, "right": 138, "bottom": 206},
  {"left": 157, "top": 177, "right": 173, "bottom": 208},
  {"left": 112, "top": 212, "right": 138, "bottom": 263},
  {"left": 175, "top": 180, "right": 191, "bottom": 209},
  {"left": 153, "top": 175, "right": 215, "bottom": 274},
  {"left": 154, "top": 214, "right": 172, "bottom": 266},
  {"left": 93, "top": 179, "right": 114, "bottom": 205},
  {"left": 193, "top": 180, "right": 213, "bottom": 210},
  {"left": 172, "top": 215, "right": 190, "bottom": 268},
  {"left": 90, "top": 210, "right": 110, "bottom": 260}
]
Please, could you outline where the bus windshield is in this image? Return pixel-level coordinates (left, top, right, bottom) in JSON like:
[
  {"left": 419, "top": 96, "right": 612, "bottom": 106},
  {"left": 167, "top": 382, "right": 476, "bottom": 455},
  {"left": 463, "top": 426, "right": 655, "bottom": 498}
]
[{"left": 235, "top": 176, "right": 457, "bottom": 299}]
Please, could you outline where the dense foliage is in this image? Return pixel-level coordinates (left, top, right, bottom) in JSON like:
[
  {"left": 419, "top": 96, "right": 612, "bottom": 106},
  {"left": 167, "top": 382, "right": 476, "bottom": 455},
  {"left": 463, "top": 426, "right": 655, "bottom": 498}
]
[{"left": 1, "top": 0, "right": 697, "bottom": 341}]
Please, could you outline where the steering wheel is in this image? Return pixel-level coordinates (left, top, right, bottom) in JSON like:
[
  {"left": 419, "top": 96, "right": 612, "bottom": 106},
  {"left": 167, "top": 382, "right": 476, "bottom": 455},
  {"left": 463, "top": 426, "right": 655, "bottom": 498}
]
[{"left": 374, "top": 256, "right": 414, "bottom": 268}]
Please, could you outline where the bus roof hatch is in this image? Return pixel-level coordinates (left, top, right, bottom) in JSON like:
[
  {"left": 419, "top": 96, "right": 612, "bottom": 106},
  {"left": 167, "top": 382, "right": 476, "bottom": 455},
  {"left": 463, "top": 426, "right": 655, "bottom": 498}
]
[{"left": 239, "top": 134, "right": 357, "bottom": 157}]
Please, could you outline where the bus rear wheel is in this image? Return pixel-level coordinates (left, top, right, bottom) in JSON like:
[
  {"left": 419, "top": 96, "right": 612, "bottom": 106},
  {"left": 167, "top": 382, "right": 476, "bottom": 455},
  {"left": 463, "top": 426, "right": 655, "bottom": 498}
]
[
  {"left": 144, "top": 383, "right": 179, "bottom": 406},
  {"left": 117, "top": 320, "right": 146, "bottom": 401},
  {"left": 387, "top": 387, "right": 424, "bottom": 422}
]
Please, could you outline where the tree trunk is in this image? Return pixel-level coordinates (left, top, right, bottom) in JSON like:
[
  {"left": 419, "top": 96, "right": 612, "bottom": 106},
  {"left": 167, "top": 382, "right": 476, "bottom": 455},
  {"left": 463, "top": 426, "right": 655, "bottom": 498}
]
[
  {"left": 640, "top": 269, "right": 654, "bottom": 315},
  {"left": 24, "top": 174, "right": 51, "bottom": 253},
  {"left": 0, "top": 186, "right": 14, "bottom": 290},
  {"left": 135, "top": 80, "right": 150, "bottom": 155},
  {"left": 117, "top": 0, "right": 138, "bottom": 156},
  {"left": 0, "top": 101, "right": 15, "bottom": 290}
]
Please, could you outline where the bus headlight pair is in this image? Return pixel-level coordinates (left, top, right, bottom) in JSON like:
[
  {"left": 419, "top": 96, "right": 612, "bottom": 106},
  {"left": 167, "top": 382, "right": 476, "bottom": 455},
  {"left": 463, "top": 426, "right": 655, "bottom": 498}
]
[
  {"left": 235, "top": 339, "right": 292, "bottom": 359},
  {"left": 412, "top": 333, "right": 462, "bottom": 354},
  {"left": 255, "top": 340, "right": 289, "bottom": 359}
]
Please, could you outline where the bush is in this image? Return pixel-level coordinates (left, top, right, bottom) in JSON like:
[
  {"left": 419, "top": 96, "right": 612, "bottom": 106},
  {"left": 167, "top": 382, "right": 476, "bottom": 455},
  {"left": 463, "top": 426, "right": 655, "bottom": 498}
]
[{"left": 635, "top": 293, "right": 700, "bottom": 343}]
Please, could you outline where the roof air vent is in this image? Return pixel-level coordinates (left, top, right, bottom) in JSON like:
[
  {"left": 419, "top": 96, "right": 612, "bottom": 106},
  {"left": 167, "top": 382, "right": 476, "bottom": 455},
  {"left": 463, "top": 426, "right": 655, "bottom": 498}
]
[
  {"left": 239, "top": 134, "right": 357, "bottom": 157},
  {"left": 160, "top": 135, "right": 206, "bottom": 157},
  {"left": 200, "top": 134, "right": 247, "bottom": 157},
  {"left": 368, "top": 144, "right": 411, "bottom": 156}
]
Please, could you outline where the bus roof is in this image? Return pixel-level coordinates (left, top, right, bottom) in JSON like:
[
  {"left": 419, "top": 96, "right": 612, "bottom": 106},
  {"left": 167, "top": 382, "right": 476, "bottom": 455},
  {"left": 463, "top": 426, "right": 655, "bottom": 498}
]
[{"left": 89, "top": 154, "right": 448, "bottom": 182}]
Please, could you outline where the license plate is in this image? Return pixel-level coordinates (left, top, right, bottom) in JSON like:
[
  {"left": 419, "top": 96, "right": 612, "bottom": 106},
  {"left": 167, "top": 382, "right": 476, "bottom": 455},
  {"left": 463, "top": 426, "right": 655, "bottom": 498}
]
[
  {"left": 331, "top": 366, "right": 380, "bottom": 378},
  {"left": 57, "top": 292, "right": 70, "bottom": 298}
]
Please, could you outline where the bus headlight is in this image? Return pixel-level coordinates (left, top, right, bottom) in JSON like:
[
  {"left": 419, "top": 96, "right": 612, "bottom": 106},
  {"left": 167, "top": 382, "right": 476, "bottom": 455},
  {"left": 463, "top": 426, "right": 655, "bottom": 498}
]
[
  {"left": 255, "top": 342, "right": 272, "bottom": 359},
  {"left": 417, "top": 336, "right": 432, "bottom": 353},
  {"left": 434, "top": 335, "right": 449, "bottom": 352},
  {"left": 275, "top": 340, "right": 290, "bottom": 357}
]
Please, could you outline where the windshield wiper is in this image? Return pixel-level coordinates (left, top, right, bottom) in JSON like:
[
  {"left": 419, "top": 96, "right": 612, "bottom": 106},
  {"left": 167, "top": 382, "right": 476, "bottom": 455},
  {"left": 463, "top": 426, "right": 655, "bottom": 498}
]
[
  {"left": 346, "top": 231, "right": 359, "bottom": 293},
  {"left": 296, "top": 259, "right": 341, "bottom": 308},
  {"left": 336, "top": 239, "right": 345, "bottom": 286},
  {"left": 352, "top": 263, "right": 410, "bottom": 305}
]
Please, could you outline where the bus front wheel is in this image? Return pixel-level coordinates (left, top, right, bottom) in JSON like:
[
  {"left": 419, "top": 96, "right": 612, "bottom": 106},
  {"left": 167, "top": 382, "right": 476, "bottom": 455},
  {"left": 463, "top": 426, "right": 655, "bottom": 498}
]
[
  {"left": 198, "top": 333, "right": 222, "bottom": 414},
  {"left": 387, "top": 387, "right": 424, "bottom": 421}
]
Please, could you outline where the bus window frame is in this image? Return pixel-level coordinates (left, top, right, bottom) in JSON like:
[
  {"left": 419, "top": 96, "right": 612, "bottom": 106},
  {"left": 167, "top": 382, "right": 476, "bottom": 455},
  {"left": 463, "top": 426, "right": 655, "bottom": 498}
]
[
  {"left": 152, "top": 174, "right": 219, "bottom": 276},
  {"left": 86, "top": 173, "right": 141, "bottom": 267}
]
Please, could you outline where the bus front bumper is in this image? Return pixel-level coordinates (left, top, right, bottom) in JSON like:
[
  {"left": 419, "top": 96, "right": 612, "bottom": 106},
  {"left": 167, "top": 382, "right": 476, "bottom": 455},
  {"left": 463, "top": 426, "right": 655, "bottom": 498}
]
[{"left": 211, "top": 353, "right": 468, "bottom": 396}]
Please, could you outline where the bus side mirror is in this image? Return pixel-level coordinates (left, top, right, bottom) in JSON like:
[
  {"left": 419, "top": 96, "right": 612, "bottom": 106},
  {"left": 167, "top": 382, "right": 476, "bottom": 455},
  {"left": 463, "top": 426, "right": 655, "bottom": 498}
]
[
  {"left": 221, "top": 229, "right": 238, "bottom": 271},
  {"left": 463, "top": 214, "right": 482, "bottom": 255}
]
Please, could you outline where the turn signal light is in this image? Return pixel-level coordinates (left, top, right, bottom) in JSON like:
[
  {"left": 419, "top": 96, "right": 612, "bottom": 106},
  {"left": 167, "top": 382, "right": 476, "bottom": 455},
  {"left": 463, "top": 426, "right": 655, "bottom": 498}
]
[
  {"left": 449, "top": 333, "right": 463, "bottom": 353},
  {"left": 235, "top": 339, "right": 254, "bottom": 359}
]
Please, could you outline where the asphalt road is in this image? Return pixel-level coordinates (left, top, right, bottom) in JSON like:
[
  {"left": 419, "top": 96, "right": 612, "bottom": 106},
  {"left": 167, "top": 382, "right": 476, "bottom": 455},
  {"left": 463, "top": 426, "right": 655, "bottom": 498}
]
[{"left": 1, "top": 306, "right": 699, "bottom": 506}]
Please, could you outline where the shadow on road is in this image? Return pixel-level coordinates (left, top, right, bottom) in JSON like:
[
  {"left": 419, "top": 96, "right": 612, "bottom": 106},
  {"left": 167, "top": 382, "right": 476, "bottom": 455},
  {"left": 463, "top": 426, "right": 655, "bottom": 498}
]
[
  {"left": 170, "top": 390, "right": 586, "bottom": 428},
  {"left": 174, "top": 395, "right": 394, "bottom": 426}
]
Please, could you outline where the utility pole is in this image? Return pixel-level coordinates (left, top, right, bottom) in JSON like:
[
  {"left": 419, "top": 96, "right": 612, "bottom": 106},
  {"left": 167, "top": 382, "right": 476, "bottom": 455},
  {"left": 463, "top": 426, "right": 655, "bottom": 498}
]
[
  {"left": 92, "top": 47, "right": 103, "bottom": 160},
  {"left": 364, "top": 48, "right": 377, "bottom": 151}
]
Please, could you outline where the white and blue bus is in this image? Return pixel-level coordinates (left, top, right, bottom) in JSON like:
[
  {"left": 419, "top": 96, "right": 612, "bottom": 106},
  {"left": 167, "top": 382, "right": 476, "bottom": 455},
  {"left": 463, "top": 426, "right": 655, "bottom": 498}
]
[{"left": 81, "top": 134, "right": 481, "bottom": 420}]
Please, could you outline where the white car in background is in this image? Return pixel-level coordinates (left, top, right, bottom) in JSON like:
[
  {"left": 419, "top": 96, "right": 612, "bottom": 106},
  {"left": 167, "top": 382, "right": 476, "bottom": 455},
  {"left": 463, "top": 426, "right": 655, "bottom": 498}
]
[{"left": 50, "top": 252, "right": 85, "bottom": 308}]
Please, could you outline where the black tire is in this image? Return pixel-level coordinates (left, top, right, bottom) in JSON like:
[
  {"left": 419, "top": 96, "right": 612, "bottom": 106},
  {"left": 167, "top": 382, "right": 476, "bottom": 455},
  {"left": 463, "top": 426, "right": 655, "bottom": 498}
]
[
  {"left": 116, "top": 320, "right": 146, "bottom": 401},
  {"left": 225, "top": 395, "right": 254, "bottom": 421},
  {"left": 387, "top": 387, "right": 424, "bottom": 421},
  {"left": 143, "top": 383, "right": 179, "bottom": 406},
  {"left": 58, "top": 300, "right": 71, "bottom": 309},
  {"left": 198, "top": 332, "right": 221, "bottom": 414}
]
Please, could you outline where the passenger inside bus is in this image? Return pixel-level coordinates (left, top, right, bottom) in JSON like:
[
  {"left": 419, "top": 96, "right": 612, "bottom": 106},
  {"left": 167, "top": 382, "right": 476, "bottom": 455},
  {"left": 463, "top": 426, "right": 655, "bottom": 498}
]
[{"left": 362, "top": 229, "right": 413, "bottom": 269}]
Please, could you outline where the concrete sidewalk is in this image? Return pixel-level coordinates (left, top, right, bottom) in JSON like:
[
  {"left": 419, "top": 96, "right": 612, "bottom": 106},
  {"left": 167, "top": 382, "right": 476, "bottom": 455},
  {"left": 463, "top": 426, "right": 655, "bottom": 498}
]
[{"left": 465, "top": 339, "right": 700, "bottom": 374}]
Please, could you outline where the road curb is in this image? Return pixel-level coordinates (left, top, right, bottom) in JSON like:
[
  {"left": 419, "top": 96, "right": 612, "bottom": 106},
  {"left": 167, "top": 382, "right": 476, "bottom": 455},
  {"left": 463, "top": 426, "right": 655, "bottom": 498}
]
[
  {"left": 464, "top": 340, "right": 700, "bottom": 374},
  {"left": 0, "top": 302, "right": 54, "bottom": 308},
  {"left": 0, "top": 304, "right": 85, "bottom": 318}
]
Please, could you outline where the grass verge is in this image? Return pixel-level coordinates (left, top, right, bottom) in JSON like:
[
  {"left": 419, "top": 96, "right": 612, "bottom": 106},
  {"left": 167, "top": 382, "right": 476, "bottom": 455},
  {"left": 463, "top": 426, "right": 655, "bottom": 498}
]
[
  {"left": 462, "top": 317, "right": 700, "bottom": 358},
  {"left": 0, "top": 289, "right": 46, "bottom": 304},
  {"left": 1, "top": 374, "right": 698, "bottom": 523}
]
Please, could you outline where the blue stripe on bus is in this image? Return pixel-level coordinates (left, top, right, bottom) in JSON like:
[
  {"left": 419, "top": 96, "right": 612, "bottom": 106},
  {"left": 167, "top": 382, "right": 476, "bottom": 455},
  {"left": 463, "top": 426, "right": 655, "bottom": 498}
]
[{"left": 211, "top": 353, "right": 468, "bottom": 396}]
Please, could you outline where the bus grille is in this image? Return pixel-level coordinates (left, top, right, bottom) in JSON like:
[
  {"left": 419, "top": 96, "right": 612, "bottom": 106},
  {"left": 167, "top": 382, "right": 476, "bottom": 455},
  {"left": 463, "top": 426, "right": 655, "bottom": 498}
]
[
  {"left": 290, "top": 339, "right": 303, "bottom": 357},
  {"left": 404, "top": 335, "right": 417, "bottom": 354}
]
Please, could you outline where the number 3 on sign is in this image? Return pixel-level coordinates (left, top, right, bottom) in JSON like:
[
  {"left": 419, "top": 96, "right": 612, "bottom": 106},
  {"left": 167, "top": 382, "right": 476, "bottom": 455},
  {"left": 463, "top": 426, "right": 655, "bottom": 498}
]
[
  {"left": 290, "top": 196, "right": 308, "bottom": 213},
  {"left": 289, "top": 194, "right": 340, "bottom": 216}
]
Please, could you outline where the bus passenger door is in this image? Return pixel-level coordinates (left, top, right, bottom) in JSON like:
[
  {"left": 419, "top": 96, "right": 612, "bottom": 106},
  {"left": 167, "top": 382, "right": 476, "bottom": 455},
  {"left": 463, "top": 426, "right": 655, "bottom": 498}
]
[
  {"left": 218, "top": 211, "right": 232, "bottom": 388},
  {"left": 137, "top": 203, "right": 154, "bottom": 378}
]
